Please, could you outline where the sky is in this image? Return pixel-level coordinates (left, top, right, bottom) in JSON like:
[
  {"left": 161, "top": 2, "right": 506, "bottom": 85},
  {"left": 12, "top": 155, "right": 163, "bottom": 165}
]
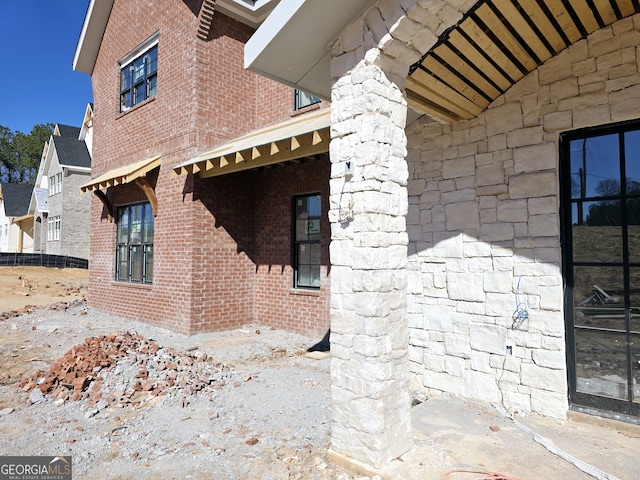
[{"left": 0, "top": 1, "right": 93, "bottom": 134}]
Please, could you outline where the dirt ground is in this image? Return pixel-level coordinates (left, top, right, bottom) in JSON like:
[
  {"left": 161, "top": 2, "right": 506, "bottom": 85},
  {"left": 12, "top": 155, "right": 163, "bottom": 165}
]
[
  {"left": 0, "top": 266, "right": 87, "bottom": 312},
  {"left": 0, "top": 267, "right": 367, "bottom": 479}
]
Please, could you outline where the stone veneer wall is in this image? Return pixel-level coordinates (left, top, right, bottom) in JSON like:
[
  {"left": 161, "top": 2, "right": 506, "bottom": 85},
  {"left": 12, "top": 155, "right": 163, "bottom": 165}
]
[{"left": 405, "top": 14, "right": 640, "bottom": 419}]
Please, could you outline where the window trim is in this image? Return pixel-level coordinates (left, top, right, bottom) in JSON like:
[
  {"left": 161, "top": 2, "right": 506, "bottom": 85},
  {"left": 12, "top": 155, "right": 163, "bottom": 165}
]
[
  {"left": 119, "top": 33, "right": 159, "bottom": 113},
  {"left": 292, "top": 193, "right": 322, "bottom": 289}
]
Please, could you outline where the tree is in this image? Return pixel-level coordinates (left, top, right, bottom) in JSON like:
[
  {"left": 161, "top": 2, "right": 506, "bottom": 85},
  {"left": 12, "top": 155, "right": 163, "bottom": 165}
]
[{"left": 0, "top": 123, "right": 54, "bottom": 184}]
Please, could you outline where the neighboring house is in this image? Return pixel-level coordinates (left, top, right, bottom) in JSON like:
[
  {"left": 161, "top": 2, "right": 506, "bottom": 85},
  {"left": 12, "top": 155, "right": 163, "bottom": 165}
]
[
  {"left": 0, "top": 183, "right": 34, "bottom": 253},
  {"left": 30, "top": 104, "right": 93, "bottom": 259},
  {"left": 244, "top": 0, "right": 640, "bottom": 468},
  {"left": 72, "top": 0, "right": 331, "bottom": 337}
]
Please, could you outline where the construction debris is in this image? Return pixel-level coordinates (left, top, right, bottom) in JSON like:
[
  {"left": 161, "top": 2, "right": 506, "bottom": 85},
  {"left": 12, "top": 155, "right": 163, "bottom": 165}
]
[{"left": 18, "top": 331, "right": 234, "bottom": 408}]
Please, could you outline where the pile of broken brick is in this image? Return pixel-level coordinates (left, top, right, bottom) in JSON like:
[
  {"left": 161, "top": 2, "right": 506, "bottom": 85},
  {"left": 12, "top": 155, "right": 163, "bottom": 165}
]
[{"left": 19, "top": 331, "right": 234, "bottom": 409}]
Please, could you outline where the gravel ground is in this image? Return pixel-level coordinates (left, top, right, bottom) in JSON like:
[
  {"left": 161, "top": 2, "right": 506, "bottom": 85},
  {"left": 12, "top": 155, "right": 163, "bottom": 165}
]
[{"left": 0, "top": 301, "right": 372, "bottom": 480}]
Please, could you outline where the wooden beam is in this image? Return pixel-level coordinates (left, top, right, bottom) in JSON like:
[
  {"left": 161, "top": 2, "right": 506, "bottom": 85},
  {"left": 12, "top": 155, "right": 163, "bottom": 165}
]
[
  {"left": 493, "top": 1, "right": 552, "bottom": 63},
  {"left": 433, "top": 44, "right": 501, "bottom": 99},
  {"left": 459, "top": 16, "right": 524, "bottom": 82},
  {"left": 93, "top": 189, "right": 114, "bottom": 222},
  {"left": 592, "top": 0, "right": 617, "bottom": 25},
  {"left": 447, "top": 30, "right": 512, "bottom": 91},
  {"left": 135, "top": 177, "right": 158, "bottom": 217},
  {"left": 408, "top": 70, "right": 483, "bottom": 118},
  {"left": 540, "top": 0, "right": 582, "bottom": 43},
  {"left": 475, "top": 4, "right": 538, "bottom": 72},
  {"left": 419, "top": 55, "right": 491, "bottom": 109},
  {"left": 567, "top": 0, "right": 600, "bottom": 33},
  {"left": 614, "top": 0, "right": 636, "bottom": 17},
  {"left": 515, "top": 0, "right": 566, "bottom": 53}
]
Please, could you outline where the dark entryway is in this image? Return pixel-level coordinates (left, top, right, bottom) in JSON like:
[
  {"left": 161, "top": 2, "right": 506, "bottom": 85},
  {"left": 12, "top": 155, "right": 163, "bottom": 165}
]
[{"left": 561, "top": 120, "right": 640, "bottom": 419}]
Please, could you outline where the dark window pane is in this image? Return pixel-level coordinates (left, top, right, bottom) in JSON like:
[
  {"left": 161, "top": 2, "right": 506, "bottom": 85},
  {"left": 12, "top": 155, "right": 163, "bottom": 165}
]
[
  {"left": 574, "top": 266, "right": 625, "bottom": 331},
  {"left": 133, "top": 57, "right": 145, "bottom": 83},
  {"left": 130, "top": 245, "right": 143, "bottom": 282},
  {"left": 121, "top": 68, "right": 131, "bottom": 91},
  {"left": 117, "top": 209, "right": 129, "bottom": 243},
  {"left": 147, "top": 46, "right": 158, "bottom": 74},
  {"left": 570, "top": 135, "right": 620, "bottom": 199},
  {"left": 625, "top": 130, "right": 640, "bottom": 195},
  {"left": 145, "top": 244, "right": 153, "bottom": 284},
  {"left": 116, "top": 245, "right": 129, "bottom": 281},
  {"left": 572, "top": 224, "right": 622, "bottom": 264},
  {"left": 147, "top": 75, "right": 157, "bottom": 98},
  {"left": 575, "top": 330, "right": 628, "bottom": 400},
  {"left": 144, "top": 205, "right": 154, "bottom": 243}
]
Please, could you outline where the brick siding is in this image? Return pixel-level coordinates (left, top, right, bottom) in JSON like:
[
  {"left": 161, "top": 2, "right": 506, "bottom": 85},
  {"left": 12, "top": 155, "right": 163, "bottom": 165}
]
[{"left": 87, "top": 0, "right": 330, "bottom": 337}]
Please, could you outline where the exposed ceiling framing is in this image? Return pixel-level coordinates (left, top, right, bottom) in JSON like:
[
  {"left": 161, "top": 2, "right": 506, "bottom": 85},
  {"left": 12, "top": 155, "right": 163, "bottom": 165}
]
[{"left": 406, "top": 0, "right": 640, "bottom": 123}]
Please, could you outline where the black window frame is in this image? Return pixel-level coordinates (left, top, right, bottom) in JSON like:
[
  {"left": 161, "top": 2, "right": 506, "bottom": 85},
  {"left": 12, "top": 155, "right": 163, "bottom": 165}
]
[
  {"left": 294, "top": 89, "right": 320, "bottom": 111},
  {"left": 560, "top": 118, "right": 640, "bottom": 420},
  {"left": 293, "top": 193, "right": 322, "bottom": 289},
  {"left": 115, "top": 202, "right": 154, "bottom": 284},
  {"left": 120, "top": 42, "right": 158, "bottom": 112}
]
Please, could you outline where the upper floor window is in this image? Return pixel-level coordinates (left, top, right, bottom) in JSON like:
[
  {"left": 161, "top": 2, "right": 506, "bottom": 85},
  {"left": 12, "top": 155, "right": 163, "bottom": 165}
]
[
  {"left": 293, "top": 194, "right": 321, "bottom": 289},
  {"left": 119, "top": 35, "right": 158, "bottom": 112},
  {"left": 49, "top": 172, "right": 62, "bottom": 195},
  {"left": 294, "top": 89, "right": 320, "bottom": 111}
]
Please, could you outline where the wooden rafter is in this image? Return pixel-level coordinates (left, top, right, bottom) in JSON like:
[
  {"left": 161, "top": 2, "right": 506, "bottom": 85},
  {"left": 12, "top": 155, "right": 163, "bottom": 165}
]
[{"left": 406, "top": 0, "right": 640, "bottom": 123}]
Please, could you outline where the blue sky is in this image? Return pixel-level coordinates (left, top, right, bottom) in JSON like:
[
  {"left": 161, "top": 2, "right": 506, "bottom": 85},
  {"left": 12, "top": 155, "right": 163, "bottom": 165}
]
[{"left": 0, "top": 1, "right": 93, "bottom": 134}]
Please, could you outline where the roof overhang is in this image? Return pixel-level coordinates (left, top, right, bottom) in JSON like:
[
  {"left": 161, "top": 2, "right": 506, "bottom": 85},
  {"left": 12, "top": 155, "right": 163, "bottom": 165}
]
[
  {"left": 245, "top": 0, "right": 377, "bottom": 101},
  {"left": 247, "top": 0, "right": 640, "bottom": 124},
  {"left": 73, "top": 0, "right": 114, "bottom": 75},
  {"left": 173, "top": 108, "right": 330, "bottom": 178},
  {"left": 12, "top": 214, "right": 34, "bottom": 224},
  {"left": 81, "top": 155, "right": 161, "bottom": 192},
  {"left": 73, "top": 0, "right": 279, "bottom": 75}
]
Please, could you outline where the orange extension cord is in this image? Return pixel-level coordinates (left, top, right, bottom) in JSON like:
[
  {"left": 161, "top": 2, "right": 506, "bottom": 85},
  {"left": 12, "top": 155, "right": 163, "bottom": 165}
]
[{"left": 441, "top": 468, "right": 523, "bottom": 480}]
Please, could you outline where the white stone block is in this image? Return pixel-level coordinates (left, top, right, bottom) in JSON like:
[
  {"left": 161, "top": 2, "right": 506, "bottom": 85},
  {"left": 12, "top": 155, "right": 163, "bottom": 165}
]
[
  {"left": 466, "top": 371, "right": 499, "bottom": 403},
  {"left": 432, "top": 231, "right": 463, "bottom": 258},
  {"left": 484, "top": 292, "right": 514, "bottom": 319},
  {"left": 445, "top": 201, "right": 480, "bottom": 231},
  {"left": 483, "top": 271, "right": 513, "bottom": 293},
  {"left": 470, "top": 350, "right": 491, "bottom": 373},
  {"left": 496, "top": 199, "right": 528, "bottom": 223},
  {"left": 442, "top": 155, "right": 475, "bottom": 179},
  {"left": 532, "top": 349, "right": 565, "bottom": 370},
  {"left": 444, "top": 333, "right": 471, "bottom": 359},
  {"left": 469, "top": 324, "right": 506, "bottom": 355},
  {"left": 520, "top": 362, "right": 566, "bottom": 392},
  {"left": 509, "top": 171, "right": 557, "bottom": 199},
  {"left": 513, "top": 143, "right": 556, "bottom": 173},
  {"left": 479, "top": 223, "right": 514, "bottom": 242},
  {"left": 485, "top": 103, "right": 523, "bottom": 136},
  {"left": 530, "top": 389, "right": 567, "bottom": 419},
  {"left": 447, "top": 271, "right": 484, "bottom": 302},
  {"left": 528, "top": 214, "right": 559, "bottom": 237},
  {"left": 422, "top": 370, "right": 465, "bottom": 395}
]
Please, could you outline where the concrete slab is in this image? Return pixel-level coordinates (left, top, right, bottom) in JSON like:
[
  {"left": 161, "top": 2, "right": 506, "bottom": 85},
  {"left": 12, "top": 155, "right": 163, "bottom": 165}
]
[{"left": 333, "top": 394, "right": 640, "bottom": 479}]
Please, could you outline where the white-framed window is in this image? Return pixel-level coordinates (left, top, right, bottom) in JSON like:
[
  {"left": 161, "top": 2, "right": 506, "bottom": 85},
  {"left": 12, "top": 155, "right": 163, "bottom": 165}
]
[
  {"left": 47, "top": 215, "right": 61, "bottom": 241},
  {"left": 49, "top": 172, "right": 62, "bottom": 195}
]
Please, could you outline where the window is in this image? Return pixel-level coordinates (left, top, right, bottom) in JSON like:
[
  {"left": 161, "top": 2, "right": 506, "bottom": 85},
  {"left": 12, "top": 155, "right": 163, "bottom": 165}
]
[
  {"left": 49, "top": 172, "right": 62, "bottom": 195},
  {"left": 120, "top": 40, "right": 158, "bottom": 112},
  {"left": 293, "top": 194, "right": 321, "bottom": 288},
  {"left": 294, "top": 89, "right": 320, "bottom": 111},
  {"left": 47, "top": 216, "right": 60, "bottom": 241},
  {"left": 116, "top": 202, "right": 154, "bottom": 284},
  {"left": 561, "top": 120, "right": 640, "bottom": 418}
]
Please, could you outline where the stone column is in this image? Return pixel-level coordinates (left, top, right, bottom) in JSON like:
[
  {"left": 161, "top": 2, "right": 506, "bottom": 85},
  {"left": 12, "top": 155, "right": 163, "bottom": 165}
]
[{"left": 328, "top": 49, "right": 412, "bottom": 467}]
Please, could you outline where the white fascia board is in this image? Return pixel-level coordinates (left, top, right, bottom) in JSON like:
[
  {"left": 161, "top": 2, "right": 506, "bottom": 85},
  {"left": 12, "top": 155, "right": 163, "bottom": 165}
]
[
  {"left": 217, "top": 0, "right": 280, "bottom": 28},
  {"left": 245, "top": 0, "right": 377, "bottom": 100},
  {"left": 72, "top": 0, "right": 114, "bottom": 74}
]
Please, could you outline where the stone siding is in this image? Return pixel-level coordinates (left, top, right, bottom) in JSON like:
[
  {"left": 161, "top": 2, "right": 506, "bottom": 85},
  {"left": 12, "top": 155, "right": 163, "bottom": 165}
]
[{"left": 406, "top": 14, "right": 640, "bottom": 419}]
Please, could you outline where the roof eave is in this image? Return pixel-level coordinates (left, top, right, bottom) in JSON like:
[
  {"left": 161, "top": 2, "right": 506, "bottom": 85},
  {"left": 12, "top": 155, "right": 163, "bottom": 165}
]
[
  {"left": 245, "top": 0, "right": 377, "bottom": 100},
  {"left": 72, "top": 0, "right": 115, "bottom": 75}
]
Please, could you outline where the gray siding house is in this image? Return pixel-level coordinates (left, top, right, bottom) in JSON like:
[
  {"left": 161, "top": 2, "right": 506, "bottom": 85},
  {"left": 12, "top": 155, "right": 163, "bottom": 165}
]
[{"left": 31, "top": 105, "right": 93, "bottom": 260}]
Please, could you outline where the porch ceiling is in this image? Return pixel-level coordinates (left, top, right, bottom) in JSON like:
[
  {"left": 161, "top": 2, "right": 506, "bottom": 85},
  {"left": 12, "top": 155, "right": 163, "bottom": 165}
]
[{"left": 409, "top": 0, "right": 640, "bottom": 122}]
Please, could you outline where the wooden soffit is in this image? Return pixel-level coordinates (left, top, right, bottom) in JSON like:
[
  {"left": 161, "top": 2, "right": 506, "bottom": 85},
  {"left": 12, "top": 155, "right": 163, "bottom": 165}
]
[
  {"left": 172, "top": 108, "right": 330, "bottom": 178},
  {"left": 407, "top": 0, "right": 640, "bottom": 123},
  {"left": 80, "top": 155, "right": 161, "bottom": 192}
]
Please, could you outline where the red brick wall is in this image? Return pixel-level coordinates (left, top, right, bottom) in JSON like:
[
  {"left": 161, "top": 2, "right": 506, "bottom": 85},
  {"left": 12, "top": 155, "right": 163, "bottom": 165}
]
[{"left": 86, "top": 0, "right": 330, "bottom": 337}]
